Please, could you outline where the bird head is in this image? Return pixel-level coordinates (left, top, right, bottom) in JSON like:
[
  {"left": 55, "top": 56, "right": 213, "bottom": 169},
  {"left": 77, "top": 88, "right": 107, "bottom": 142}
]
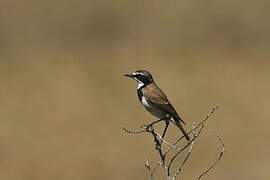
[{"left": 124, "top": 70, "right": 154, "bottom": 88}]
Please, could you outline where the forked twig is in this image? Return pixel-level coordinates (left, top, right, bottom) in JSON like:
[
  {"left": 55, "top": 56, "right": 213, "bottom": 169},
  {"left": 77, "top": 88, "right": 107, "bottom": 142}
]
[
  {"left": 167, "top": 124, "right": 205, "bottom": 177},
  {"left": 122, "top": 105, "right": 224, "bottom": 180},
  {"left": 122, "top": 127, "right": 147, "bottom": 134},
  {"left": 172, "top": 123, "right": 196, "bottom": 180},
  {"left": 197, "top": 131, "right": 225, "bottom": 180},
  {"left": 151, "top": 163, "right": 161, "bottom": 178},
  {"left": 164, "top": 105, "right": 220, "bottom": 156},
  {"left": 188, "top": 105, "right": 220, "bottom": 136}
]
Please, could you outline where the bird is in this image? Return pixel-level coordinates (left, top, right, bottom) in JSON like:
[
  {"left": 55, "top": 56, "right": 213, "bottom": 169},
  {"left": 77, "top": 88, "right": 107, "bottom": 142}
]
[{"left": 124, "top": 70, "right": 190, "bottom": 141}]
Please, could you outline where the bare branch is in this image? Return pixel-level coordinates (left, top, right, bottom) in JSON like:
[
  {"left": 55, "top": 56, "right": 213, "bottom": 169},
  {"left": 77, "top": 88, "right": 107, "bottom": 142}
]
[
  {"left": 187, "top": 105, "right": 220, "bottom": 135},
  {"left": 122, "top": 118, "right": 167, "bottom": 135},
  {"left": 145, "top": 157, "right": 151, "bottom": 170},
  {"left": 123, "top": 124, "right": 178, "bottom": 150},
  {"left": 122, "top": 105, "right": 224, "bottom": 180},
  {"left": 153, "top": 130, "right": 177, "bottom": 149},
  {"left": 164, "top": 124, "right": 205, "bottom": 157},
  {"left": 150, "top": 163, "right": 161, "bottom": 178},
  {"left": 167, "top": 124, "right": 205, "bottom": 177},
  {"left": 164, "top": 105, "right": 220, "bottom": 155},
  {"left": 122, "top": 127, "right": 147, "bottom": 134},
  {"left": 197, "top": 131, "right": 226, "bottom": 180},
  {"left": 172, "top": 124, "right": 196, "bottom": 180}
]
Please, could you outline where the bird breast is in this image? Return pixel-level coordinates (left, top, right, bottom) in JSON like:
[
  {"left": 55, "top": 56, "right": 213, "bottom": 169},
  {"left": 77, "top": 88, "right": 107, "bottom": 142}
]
[
  {"left": 141, "top": 96, "right": 150, "bottom": 108},
  {"left": 140, "top": 96, "right": 165, "bottom": 119}
]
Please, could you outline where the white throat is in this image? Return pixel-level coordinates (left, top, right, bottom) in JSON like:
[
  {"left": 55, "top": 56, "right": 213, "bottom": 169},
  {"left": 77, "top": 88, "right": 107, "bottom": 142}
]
[{"left": 137, "top": 81, "right": 144, "bottom": 89}]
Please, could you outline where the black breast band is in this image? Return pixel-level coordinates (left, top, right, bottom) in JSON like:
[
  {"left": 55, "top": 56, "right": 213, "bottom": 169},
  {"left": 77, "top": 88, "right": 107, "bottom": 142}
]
[{"left": 137, "top": 88, "right": 143, "bottom": 102}]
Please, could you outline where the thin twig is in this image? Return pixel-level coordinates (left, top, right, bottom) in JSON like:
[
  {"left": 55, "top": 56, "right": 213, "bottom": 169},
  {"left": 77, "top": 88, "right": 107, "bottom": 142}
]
[
  {"left": 122, "top": 118, "right": 166, "bottom": 135},
  {"left": 123, "top": 124, "right": 178, "bottom": 150},
  {"left": 122, "top": 127, "right": 147, "bottom": 134},
  {"left": 172, "top": 124, "right": 196, "bottom": 180},
  {"left": 150, "top": 163, "right": 161, "bottom": 178},
  {"left": 145, "top": 157, "right": 151, "bottom": 170},
  {"left": 197, "top": 131, "right": 225, "bottom": 180},
  {"left": 164, "top": 105, "right": 219, "bottom": 156},
  {"left": 153, "top": 130, "right": 177, "bottom": 149},
  {"left": 167, "top": 124, "right": 205, "bottom": 177},
  {"left": 187, "top": 105, "right": 220, "bottom": 135},
  {"left": 164, "top": 124, "right": 205, "bottom": 157},
  {"left": 122, "top": 105, "right": 223, "bottom": 180}
]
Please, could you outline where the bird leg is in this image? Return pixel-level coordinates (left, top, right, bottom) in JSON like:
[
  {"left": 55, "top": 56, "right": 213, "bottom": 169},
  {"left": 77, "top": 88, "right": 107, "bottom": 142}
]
[
  {"left": 141, "top": 118, "right": 166, "bottom": 129},
  {"left": 162, "top": 120, "right": 170, "bottom": 139}
]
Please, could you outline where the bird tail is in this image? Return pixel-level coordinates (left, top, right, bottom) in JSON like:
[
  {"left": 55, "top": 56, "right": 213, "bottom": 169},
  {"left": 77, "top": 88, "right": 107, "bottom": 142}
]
[{"left": 174, "top": 118, "right": 190, "bottom": 141}]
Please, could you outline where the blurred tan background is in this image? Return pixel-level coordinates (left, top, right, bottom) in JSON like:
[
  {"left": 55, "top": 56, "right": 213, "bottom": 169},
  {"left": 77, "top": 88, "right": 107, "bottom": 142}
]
[{"left": 0, "top": 0, "right": 269, "bottom": 180}]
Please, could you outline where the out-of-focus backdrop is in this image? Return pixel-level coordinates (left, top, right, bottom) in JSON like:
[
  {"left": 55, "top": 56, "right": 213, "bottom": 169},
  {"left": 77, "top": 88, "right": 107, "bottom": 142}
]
[{"left": 0, "top": 0, "right": 269, "bottom": 180}]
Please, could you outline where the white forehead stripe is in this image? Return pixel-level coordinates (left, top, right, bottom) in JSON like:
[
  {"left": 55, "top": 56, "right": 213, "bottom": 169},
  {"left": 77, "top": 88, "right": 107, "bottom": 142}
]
[{"left": 132, "top": 72, "right": 146, "bottom": 76}]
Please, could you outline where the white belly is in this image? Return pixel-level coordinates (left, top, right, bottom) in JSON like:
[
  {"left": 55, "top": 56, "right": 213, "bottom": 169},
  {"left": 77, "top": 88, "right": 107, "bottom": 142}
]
[
  {"left": 141, "top": 96, "right": 150, "bottom": 108},
  {"left": 141, "top": 96, "right": 165, "bottom": 119}
]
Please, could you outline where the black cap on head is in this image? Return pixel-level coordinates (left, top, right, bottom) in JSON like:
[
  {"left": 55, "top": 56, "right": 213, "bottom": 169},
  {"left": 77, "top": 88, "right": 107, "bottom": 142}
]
[
  {"left": 125, "top": 70, "right": 154, "bottom": 85},
  {"left": 133, "top": 70, "right": 153, "bottom": 84}
]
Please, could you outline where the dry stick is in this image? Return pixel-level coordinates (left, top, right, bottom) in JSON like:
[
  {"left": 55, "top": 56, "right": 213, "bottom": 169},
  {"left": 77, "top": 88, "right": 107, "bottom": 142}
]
[
  {"left": 197, "top": 131, "right": 225, "bottom": 180},
  {"left": 122, "top": 105, "right": 222, "bottom": 180},
  {"left": 164, "top": 105, "right": 220, "bottom": 156},
  {"left": 172, "top": 139, "right": 194, "bottom": 180},
  {"left": 123, "top": 123, "right": 178, "bottom": 150},
  {"left": 122, "top": 118, "right": 165, "bottom": 134},
  {"left": 122, "top": 127, "right": 147, "bottom": 134},
  {"left": 167, "top": 124, "right": 205, "bottom": 177},
  {"left": 145, "top": 159, "right": 164, "bottom": 180},
  {"left": 141, "top": 118, "right": 167, "bottom": 128},
  {"left": 172, "top": 124, "right": 196, "bottom": 180},
  {"left": 131, "top": 124, "right": 168, "bottom": 180},
  {"left": 123, "top": 127, "right": 177, "bottom": 149},
  {"left": 148, "top": 125, "right": 172, "bottom": 180},
  {"left": 123, "top": 121, "right": 178, "bottom": 179},
  {"left": 150, "top": 163, "right": 161, "bottom": 178},
  {"left": 187, "top": 105, "right": 220, "bottom": 135},
  {"left": 148, "top": 125, "right": 165, "bottom": 163},
  {"left": 145, "top": 157, "right": 151, "bottom": 170},
  {"left": 144, "top": 158, "right": 156, "bottom": 180},
  {"left": 123, "top": 105, "right": 219, "bottom": 149},
  {"left": 155, "top": 131, "right": 177, "bottom": 149},
  {"left": 164, "top": 123, "right": 204, "bottom": 158}
]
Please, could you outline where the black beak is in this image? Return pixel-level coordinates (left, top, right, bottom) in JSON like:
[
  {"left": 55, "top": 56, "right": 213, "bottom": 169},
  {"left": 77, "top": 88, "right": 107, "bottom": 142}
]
[{"left": 124, "top": 73, "right": 133, "bottom": 78}]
